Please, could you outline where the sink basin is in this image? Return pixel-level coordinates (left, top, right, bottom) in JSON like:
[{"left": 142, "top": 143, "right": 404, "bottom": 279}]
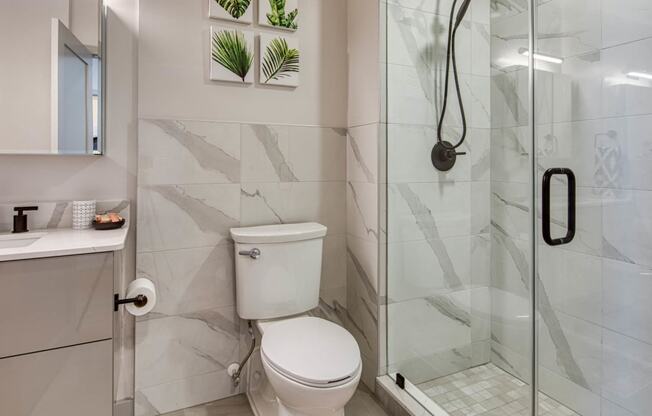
[{"left": 0, "top": 232, "right": 46, "bottom": 249}]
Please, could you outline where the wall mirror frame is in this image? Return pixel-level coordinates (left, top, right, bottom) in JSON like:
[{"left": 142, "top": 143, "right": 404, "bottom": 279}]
[{"left": 0, "top": 0, "right": 107, "bottom": 156}]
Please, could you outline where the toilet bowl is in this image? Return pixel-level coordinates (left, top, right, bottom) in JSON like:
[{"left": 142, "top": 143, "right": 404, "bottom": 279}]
[
  {"left": 230, "top": 223, "right": 362, "bottom": 415},
  {"left": 257, "top": 316, "right": 361, "bottom": 416}
]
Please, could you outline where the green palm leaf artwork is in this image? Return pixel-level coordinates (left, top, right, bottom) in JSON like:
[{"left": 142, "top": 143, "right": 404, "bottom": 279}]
[
  {"left": 261, "top": 38, "right": 299, "bottom": 84},
  {"left": 215, "top": 0, "right": 251, "bottom": 19},
  {"left": 266, "top": 0, "right": 298, "bottom": 30},
  {"left": 211, "top": 29, "right": 253, "bottom": 82}
]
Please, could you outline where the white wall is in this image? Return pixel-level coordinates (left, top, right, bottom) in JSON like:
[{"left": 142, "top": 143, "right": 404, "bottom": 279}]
[{"left": 138, "top": 0, "right": 347, "bottom": 127}]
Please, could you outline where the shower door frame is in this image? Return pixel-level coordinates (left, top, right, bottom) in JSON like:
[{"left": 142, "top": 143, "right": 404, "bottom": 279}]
[{"left": 527, "top": 0, "right": 538, "bottom": 415}]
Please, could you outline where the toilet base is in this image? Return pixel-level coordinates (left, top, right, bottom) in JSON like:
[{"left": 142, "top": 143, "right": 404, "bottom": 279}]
[{"left": 246, "top": 346, "right": 357, "bottom": 416}]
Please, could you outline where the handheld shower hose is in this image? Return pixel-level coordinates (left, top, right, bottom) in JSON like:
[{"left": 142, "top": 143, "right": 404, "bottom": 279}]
[{"left": 431, "top": 0, "right": 473, "bottom": 171}]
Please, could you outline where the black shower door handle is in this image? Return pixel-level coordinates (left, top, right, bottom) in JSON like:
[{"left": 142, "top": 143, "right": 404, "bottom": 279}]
[{"left": 542, "top": 168, "right": 576, "bottom": 246}]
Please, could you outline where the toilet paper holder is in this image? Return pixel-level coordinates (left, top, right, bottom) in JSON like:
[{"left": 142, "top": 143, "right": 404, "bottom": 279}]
[{"left": 114, "top": 293, "right": 148, "bottom": 312}]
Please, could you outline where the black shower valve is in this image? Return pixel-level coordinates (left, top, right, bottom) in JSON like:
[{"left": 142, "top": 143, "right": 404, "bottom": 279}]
[{"left": 431, "top": 141, "right": 466, "bottom": 172}]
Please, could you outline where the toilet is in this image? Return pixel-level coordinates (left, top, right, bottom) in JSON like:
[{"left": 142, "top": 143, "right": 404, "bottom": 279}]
[{"left": 230, "top": 223, "right": 361, "bottom": 416}]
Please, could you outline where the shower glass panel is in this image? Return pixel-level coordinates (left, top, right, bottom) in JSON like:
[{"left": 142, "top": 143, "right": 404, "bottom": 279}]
[
  {"left": 385, "top": 0, "right": 535, "bottom": 414},
  {"left": 534, "top": 1, "right": 652, "bottom": 415}
]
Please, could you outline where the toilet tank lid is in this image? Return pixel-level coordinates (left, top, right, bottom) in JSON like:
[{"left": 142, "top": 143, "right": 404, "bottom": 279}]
[{"left": 230, "top": 222, "right": 327, "bottom": 243}]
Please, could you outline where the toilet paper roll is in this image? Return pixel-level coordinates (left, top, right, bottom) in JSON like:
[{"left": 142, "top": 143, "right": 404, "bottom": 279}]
[{"left": 125, "top": 278, "right": 157, "bottom": 316}]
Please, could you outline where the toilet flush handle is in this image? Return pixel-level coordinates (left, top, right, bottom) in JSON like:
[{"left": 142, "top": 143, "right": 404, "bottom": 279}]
[{"left": 238, "top": 248, "right": 261, "bottom": 259}]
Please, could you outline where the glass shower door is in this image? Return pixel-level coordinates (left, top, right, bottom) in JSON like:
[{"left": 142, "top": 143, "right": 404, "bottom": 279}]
[{"left": 534, "top": 1, "right": 652, "bottom": 415}]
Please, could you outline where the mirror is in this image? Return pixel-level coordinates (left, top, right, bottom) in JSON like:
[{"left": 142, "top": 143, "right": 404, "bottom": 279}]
[{"left": 0, "top": 0, "right": 105, "bottom": 155}]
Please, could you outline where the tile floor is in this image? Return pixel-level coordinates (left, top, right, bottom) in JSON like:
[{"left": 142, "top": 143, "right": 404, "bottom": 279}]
[
  {"left": 161, "top": 384, "right": 389, "bottom": 416},
  {"left": 417, "top": 363, "right": 579, "bottom": 416}
]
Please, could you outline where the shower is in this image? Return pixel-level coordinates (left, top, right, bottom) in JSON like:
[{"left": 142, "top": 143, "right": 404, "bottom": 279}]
[{"left": 431, "top": 0, "right": 472, "bottom": 171}]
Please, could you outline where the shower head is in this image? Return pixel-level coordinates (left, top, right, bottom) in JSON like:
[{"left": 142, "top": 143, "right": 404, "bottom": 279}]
[{"left": 454, "top": 0, "right": 472, "bottom": 30}]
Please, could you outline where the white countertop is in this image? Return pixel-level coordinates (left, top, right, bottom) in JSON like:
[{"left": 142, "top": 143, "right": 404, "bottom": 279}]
[{"left": 0, "top": 222, "right": 129, "bottom": 262}]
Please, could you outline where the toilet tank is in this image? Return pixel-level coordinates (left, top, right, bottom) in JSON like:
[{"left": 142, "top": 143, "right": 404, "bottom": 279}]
[{"left": 230, "top": 223, "right": 327, "bottom": 320}]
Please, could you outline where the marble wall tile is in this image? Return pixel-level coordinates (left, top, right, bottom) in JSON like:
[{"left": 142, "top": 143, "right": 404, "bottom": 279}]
[
  {"left": 602, "top": 329, "right": 652, "bottom": 415},
  {"left": 490, "top": 69, "right": 529, "bottom": 129},
  {"left": 603, "top": 258, "right": 652, "bottom": 345},
  {"left": 490, "top": 288, "right": 531, "bottom": 359},
  {"left": 387, "top": 181, "right": 489, "bottom": 243},
  {"left": 603, "top": 189, "right": 652, "bottom": 267},
  {"left": 537, "top": 119, "right": 609, "bottom": 188},
  {"left": 385, "top": 0, "right": 456, "bottom": 17},
  {"left": 490, "top": 339, "right": 530, "bottom": 381},
  {"left": 321, "top": 234, "right": 348, "bottom": 308},
  {"left": 491, "top": 180, "right": 530, "bottom": 241},
  {"left": 347, "top": 124, "right": 379, "bottom": 184},
  {"left": 602, "top": 0, "right": 652, "bottom": 49},
  {"left": 553, "top": 52, "right": 603, "bottom": 123},
  {"left": 468, "top": 75, "right": 492, "bottom": 129},
  {"left": 539, "top": 245, "right": 602, "bottom": 326},
  {"left": 535, "top": 116, "right": 652, "bottom": 194},
  {"left": 602, "top": 38, "right": 652, "bottom": 118},
  {"left": 347, "top": 181, "right": 379, "bottom": 242},
  {"left": 535, "top": 0, "right": 602, "bottom": 57},
  {"left": 241, "top": 124, "right": 346, "bottom": 183},
  {"left": 287, "top": 126, "right": 347, "bottom": 182},
  {"left": 137, "top": 184, "right": 240, "bottom": 252},
  {"left": 470, "top": 0, "right": 490, "bottom": 25},
  {"left": 387, "top": 124, "right": 472, "bottom": 183},
  {"left": 537, "top": 310, "right": 602, "bottom": 393},
  {"left": 471, "top": 286, "right": 491, "bottom": 342},
  {"left": 602, "top": 399, "right": 638, "bottom": 416},
  {"left": 136, "top": 244, "right": 235, "bottom": 317},
  {"left": 346, "top": 241, "right": 380, "bottom": 389},
  {"left": 240, "top": 182, "right": 346, "bottom": 233},
  {"left": 387, "top": 63, "right": 436, "bottom": 126},
  {"left": 538, "top": 365, "right": 601, "bottom": 416},
  {"left": 388, "top": 235, "right": 489, "bottom": 302},
  {"left": 347, "top": 235, "right": 379, "bottom": 300},
  {"left": 387, "top": 294, "right": 473, "bottom": 382},
  {"left": 135, "top": 306, "right": 241, "bottom": 414},
  {"left": 138, "top": 119, "right": 240, "bottom": 186},
  {"left": 386, "top": 5, "right": 452, "bottom": 74},
  {"left": 603, "top": 115, "right": 652, "bottom": 192},
  {"left": 490, "top": 127, "right": 530, "bottom": 184},
  {"left": 472, "top": 22, "right": 491, "bottom": 77},
  {"left": 470, "top": 128, "right": 491, "bottom": 181},
  {"left": 136, "top": 307, "right": 240, "bottom": 389}
]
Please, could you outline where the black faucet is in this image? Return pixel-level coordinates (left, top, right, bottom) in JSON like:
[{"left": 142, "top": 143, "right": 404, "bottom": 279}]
[{"left": 13, "top": 206, "right": 38, "bottom": 233}]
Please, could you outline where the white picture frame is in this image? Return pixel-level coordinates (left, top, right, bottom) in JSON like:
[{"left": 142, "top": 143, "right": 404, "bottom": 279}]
[
  {"left": 210, "top": 26, "right": 255, "bottom": 84},
  {"left": 259, "top": 33, "right": 299, "bottom": 87},
  {"left": 208, "top": 0, "right": 253, "bottom": 24},
  {"left": 258, "top": 0, "right": 298, "bottom": 31}
]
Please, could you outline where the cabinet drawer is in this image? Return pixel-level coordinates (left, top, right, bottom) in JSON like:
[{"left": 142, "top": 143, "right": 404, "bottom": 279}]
[
  {"left": 0, "top": 252, "right": 113, "bottom": 358},
  {"left": 0, "top": 340, "right": 112, "bottom": 416}
]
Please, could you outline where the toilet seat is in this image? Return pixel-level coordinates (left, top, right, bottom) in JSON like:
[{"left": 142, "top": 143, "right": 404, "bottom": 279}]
[{"left": 260, "top": 317, "right": 361, "bottom": 388}]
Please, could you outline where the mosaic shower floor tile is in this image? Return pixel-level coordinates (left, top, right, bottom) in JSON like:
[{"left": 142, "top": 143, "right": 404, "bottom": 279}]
[{"left": 417, "top": 363, "right": 579, "bottom": 416}]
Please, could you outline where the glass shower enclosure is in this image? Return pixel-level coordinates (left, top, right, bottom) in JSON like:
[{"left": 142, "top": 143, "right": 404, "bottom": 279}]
[{"left": 384, "top": 0, "right": 652, "bottom": 415}]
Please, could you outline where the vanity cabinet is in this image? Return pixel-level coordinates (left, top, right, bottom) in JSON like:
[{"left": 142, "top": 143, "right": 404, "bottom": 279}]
[
  {"left": 0, "top": 340, "right": 112, "bottom": 416},
  {"left": 0, "top": 252, "right": 115, "bottom": 416}
]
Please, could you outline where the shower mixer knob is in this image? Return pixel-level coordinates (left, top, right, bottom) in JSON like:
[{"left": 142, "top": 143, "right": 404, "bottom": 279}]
[{"left": 431, "top": 140, "right": 465, "bottom": 171}]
